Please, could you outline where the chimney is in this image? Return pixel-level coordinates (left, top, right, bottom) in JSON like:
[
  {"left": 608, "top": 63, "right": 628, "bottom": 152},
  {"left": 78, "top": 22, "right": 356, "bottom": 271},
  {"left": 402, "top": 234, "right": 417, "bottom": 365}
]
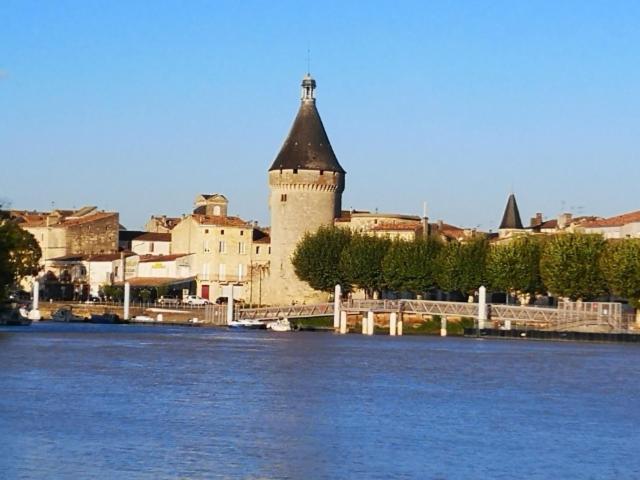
[
  {"left": 530, "top": 212, "right": 543, "bottom": 227},
  {"left": 558, "top": 213, "right": 573, "bottom": 229}
]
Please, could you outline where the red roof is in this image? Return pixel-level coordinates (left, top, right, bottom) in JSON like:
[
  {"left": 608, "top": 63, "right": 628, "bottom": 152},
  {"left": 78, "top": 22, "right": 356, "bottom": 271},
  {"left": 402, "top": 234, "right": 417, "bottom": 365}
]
[
  {"left": 583, "top": 210, "right": 640, "bottom": 228},
  {"left": 133, "top": 232, "right": 171, "bottom": 242}
]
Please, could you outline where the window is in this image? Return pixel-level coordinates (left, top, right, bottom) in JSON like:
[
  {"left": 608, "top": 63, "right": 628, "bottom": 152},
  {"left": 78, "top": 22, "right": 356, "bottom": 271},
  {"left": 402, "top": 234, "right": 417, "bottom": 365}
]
[
  {"left": 240, "top": 230, "right": 244, "bottom": 236},
  {"left": 293, "top": 168, "right": 298, "bottom": 174},
  {"left": 213, "top": 206, "right": 221, "bottom": 216},
  {"left": 268, "top": 247, "right": 271, "bottom": 254},
  {"left": 281, "top": 194, "right": 287, "bottom": 202},
  {"left": 238, "top": 242, "right": 246, "bottom": 254},
  {"left": 255, "top": 246, "right": 260, "bottom": 254},
  {"left": 149, "top": 242, "right": 154, "bottom": 253},
  {"left": 238, "top": 264, "right": 244, "bottom": 281},
  {"left": 218, "top": 264, "right": 226, "bottom": 280},
  {"left": 203, "top": 240, "right": 210, "bottom": 253},
  {"left": 204, "top": 229, "right": 209, "bottom": 234},
  {"left": 218, "top": 240, "right": 226, "bottom": 253},
  {"left": 220, "top": 229, "right": 225, "bottom": 235}
]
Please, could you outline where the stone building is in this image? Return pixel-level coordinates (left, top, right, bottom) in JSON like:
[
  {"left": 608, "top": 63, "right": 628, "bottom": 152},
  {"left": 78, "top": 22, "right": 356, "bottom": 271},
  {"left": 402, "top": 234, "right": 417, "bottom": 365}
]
[
  {"left": 11, "top": 206, "right": 119, "bottom": 263},
  {"left": 145, "top": 215, "right": 180, "bottom": 233},
  {"left": 580, "top": 210, "right": 640, "bottom": 239},
  {"left": 170, "top": 195, "right": 270, "bottom": 304},
  {"left": 262, "top": 74, "right": 346, "bottom": 305}
]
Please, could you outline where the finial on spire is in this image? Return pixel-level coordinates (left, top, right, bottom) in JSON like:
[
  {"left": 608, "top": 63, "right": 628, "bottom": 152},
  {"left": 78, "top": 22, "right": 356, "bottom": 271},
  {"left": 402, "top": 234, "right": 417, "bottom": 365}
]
[{"left": 301, "top": 74, "right": 316, "bottom": 103}]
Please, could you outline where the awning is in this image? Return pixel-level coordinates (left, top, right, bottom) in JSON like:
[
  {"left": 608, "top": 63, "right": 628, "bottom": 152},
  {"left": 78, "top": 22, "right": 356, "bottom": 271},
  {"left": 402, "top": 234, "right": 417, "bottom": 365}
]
[{"left": 113, "top": 276, "right": 196, "bottom": 288}]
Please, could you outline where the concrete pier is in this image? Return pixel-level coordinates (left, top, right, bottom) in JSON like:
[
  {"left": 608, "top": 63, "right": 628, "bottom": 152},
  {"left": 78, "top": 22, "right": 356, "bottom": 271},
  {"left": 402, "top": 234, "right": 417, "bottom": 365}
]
[
  {"left": 389, "top": 312, "right": 397, "bottom": 336},
  {"left": 333, "top": 284, "right": 341, "bottom": 329},
  {"left": 367, "top": 311, "right": 374, "bottom": 335},
  {"left": 440, "top": 316, "right": 447, "bottom": 337},
  {"left": 478, "top": 286, "right": 487, "bottom": 330},
  {"left": 123, "top": 282, "right": 130, "bottom": 320},
  {"left": 339, "top": 311, "right": 347, "bottom": 334}
]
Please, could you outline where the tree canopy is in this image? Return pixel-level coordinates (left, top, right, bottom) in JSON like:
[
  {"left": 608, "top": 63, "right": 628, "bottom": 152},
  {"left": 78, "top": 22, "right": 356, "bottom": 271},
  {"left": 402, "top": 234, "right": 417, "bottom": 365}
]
[
  {"left": 292, "top": 226, "right": 352, "bottom": 292},
  {"left": 0, "top": 220, "right": 42, "bottom": 300},
  {"left": 436, "top": 236, "right": 489, "bottom": 296},
  {"left": 340, "top": 234, "right": 390, "bottom": 298},
  {"left": 600, "top": 239, "right": 640, "bottom": 308},
  {"left": 382, "top": 237, "right": 442, "bottom": 294},
  {"left": 540, "top": 233, "right": 607, "bottom": 300},
  {"left": 487, "top": 235, "right": 545, "bottom": 297}
]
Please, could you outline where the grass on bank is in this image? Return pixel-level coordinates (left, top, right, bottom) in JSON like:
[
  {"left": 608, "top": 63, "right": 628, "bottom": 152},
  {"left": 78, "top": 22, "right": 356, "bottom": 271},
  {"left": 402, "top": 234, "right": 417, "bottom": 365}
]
[{"left": 293, "top": 315, "right": 476, "bottom": 336}]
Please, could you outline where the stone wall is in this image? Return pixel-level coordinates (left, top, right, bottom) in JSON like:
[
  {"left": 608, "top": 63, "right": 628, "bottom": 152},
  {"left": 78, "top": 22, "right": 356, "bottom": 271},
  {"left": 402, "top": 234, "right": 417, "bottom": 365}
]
[{"left": 263, "top": 169, "right": 344, "bottom": 305}]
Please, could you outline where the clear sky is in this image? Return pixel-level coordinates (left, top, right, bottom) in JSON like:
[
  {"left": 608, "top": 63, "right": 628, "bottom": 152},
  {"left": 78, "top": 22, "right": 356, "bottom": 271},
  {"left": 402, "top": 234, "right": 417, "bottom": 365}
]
[{"left": 2, "top": 1, "right": 639, "bottom": 231}]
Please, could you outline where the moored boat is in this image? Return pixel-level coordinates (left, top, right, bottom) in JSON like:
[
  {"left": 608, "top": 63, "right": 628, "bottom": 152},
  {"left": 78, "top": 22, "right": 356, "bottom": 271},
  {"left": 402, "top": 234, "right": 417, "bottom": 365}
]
[
  {"left": 89, "top": 313, "right": 128, "bottom": 324},
  {"left": 266, "top": 318, "right": 292, "bottom": 332},
  {"left": 0, "top": 306, "right": 32, "bottom": 326},
  {"left": 227, "top": 319, "right": 267, "bottom": 329},
  {"left": 51, "top": 307, "right": 87, "bottom": 323}
]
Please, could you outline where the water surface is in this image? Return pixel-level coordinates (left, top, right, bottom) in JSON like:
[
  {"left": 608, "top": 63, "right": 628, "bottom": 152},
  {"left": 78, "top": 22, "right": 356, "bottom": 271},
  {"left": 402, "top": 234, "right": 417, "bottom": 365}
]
[{"left": 1, "top": 323, "right": 639, "bottom": 479}]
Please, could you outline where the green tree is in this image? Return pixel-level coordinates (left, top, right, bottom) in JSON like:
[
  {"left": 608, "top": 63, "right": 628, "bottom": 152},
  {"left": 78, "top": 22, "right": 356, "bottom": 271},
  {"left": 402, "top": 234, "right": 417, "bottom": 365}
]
[
  {"left": 436, "top": 236, "right": 489, "bottom": 296},
  {"left": 339, "top": 234, "right": 390, "bottom": 298},
  {"left": 487, "top": 236, "right": 545, "bottom": 301},
  {"left": 292, "top": 226, "right": 352, "bottom": 292},
  {"left": 382, "top": 237, "right": 442, "bottom": 294},
  {"left": 600, "top": 239, "right": 640, "bottom": 308},
  {"left": 0, "top": 220, "right": 42, "bottom": 300},
  {"left": 540, "top": 233, "right": 607, "bottom": 300}
]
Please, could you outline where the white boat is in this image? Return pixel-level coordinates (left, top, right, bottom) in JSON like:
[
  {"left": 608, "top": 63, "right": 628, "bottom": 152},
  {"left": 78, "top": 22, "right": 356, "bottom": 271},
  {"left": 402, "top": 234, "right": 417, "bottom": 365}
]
[
  {"left": 266, "top": 318, "right": 292, "bottom": 332},
  {"left": 227, "top": 319, "right": 266, "bottom": 329},
  {"left": 132, "top": 315, "right": 156, "bottom": 323}
]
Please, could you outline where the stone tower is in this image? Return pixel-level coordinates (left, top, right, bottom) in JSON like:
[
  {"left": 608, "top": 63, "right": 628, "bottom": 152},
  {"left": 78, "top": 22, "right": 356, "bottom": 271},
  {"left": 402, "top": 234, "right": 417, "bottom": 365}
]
[{"left": 265, "top": 74, "right": 346, "bottom": 304}]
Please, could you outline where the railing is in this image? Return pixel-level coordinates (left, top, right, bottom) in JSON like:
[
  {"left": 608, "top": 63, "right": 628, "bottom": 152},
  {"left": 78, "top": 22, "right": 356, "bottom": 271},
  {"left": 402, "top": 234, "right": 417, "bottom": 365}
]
[
  {"left": 344, "top": 299, "right": 478, "bottom": 317},
  {"left": 237, "top": 303, "right": 334, "bottom": 321},
  {"left": 204, "top": 305, "right": 227, "bottom": 325}
]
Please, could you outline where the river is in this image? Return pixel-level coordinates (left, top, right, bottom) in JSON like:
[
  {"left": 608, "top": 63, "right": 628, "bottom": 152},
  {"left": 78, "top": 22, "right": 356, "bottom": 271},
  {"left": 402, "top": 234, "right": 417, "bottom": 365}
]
[{"left": 1, "top": 323, "right": 639, "bottom": 479}]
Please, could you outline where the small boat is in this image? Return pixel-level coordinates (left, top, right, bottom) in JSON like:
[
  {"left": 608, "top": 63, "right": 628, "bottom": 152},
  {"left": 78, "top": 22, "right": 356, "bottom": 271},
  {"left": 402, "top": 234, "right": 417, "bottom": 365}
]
[
  {"left": 266, "top": 318, "right": 292, "bottom": 332},
  {"left": 132, "top": 315, "right": 156, "bottom": 323},
  {"left": 227, "top": 319, "right": 267, "bottom": 329},
  {"left": 89, "top": 313, "right": 127, "bottom": 324},
  {"left": 51, "top": 307, "right": 86, "bottom": 323},
  {"left": 0, "top": 307, "right": 32, "bottom": 326}
]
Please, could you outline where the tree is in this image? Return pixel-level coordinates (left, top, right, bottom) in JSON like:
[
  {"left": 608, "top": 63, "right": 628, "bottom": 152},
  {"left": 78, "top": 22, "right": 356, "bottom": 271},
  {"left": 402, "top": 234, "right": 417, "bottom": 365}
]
[
  {"left": 436, "top": 236, "right": 489, "bottom": 296},
  {"left": 0, "top": 220, "right": 42, "bottom": 300},
  {"left": 540, "top": 233, "right": 607, "bottom": 300},
  {"left": 340, "top": 234, "right": 390, "bottom": 298},
  {"left": 600, "top": 239, "right": 640, "bottom": 308},
  {"left": 382, "top": 237, "right": 442, "bottom": 294},
  {"left": 487, "top": 236, "right": 545, "bottom": 302},
  {"left": 292, "top": 226, "right": 352, "bottom": 292}
]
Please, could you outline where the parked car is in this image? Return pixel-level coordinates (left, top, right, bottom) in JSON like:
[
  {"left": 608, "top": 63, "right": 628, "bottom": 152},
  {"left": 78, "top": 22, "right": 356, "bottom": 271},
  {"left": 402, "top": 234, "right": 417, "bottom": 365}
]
[
  {"left": 158, "top": 295, "right": 181, "bottom": 306},
  {"left": 184, "top": 295, "right": 209, "bottom": 306}
]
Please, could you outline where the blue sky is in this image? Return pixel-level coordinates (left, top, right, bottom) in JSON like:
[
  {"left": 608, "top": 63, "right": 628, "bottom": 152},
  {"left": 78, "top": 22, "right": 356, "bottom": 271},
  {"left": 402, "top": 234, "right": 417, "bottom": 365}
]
[{"left": 1, "top": 1, "right": 639, "bottom": 231}]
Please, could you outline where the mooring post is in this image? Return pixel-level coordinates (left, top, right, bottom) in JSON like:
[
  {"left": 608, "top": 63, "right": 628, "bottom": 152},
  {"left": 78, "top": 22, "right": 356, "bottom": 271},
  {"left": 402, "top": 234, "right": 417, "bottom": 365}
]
[
  {"left": 362, "top": 314, "right": 368, "bottom": 334},
  {"left": 478, "top": 285, "right": 487, "bottom": 330},
  {"left": 123, "top": 282, "right": 130, "bottom": 320},
  {"left": 333, "top": 284, "right": 341, "bottom": 329},
  {"left": 397, "top": 319, "right": 403, "bottom": 336},
  {"left": 340, "top": 311, "right": 347, "bottom": 334},
  {"left": 28, "top": 280, "right": 41, "bottom": 321},
  {"left": 389, "top": 312, "right": 397, "bottom": 336},
  {"left": 440, "top": 316, "right": 447, "bottom": 337},
  {"left": 224, "top": 285, "right": 234, "bottom": 324},
  {"left": 367, "top": 311, "right": 375, "bottom": 335}
]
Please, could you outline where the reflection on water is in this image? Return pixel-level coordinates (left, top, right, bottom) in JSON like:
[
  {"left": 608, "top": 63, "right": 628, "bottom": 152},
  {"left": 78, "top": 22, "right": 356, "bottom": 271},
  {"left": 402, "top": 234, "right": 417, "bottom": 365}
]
[{"left": 1, "top": 323, "right": 639, "bottom": 479}]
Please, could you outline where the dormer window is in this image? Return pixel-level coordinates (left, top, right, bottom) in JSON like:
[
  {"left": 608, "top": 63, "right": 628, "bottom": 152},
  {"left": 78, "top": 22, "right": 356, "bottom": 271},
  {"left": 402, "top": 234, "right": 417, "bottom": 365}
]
[
  {"left": 293, "top": 169, "right": 298, "bottom": 174},
  {"left": 281, "top": 194, "right": 287, "bottom": 202}
]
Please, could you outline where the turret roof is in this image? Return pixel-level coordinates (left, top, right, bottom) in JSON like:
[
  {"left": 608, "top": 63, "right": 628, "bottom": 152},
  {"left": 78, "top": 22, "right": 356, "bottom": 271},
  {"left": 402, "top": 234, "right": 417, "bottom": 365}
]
[
  {"left": 269, "top": 76, "right": 345, "bottom": 173},
  {"left": 499, "top": 194, "right": 524, "bottom": 229}
]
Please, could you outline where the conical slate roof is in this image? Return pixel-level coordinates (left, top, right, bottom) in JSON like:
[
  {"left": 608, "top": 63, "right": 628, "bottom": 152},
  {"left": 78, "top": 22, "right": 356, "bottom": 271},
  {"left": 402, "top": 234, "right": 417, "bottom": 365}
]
[
  {"left": 269, "top": 77, "right": 345, "bottom": 173},
  {"left": 499, "top": 193, "right": 524, "bottom": 229}
]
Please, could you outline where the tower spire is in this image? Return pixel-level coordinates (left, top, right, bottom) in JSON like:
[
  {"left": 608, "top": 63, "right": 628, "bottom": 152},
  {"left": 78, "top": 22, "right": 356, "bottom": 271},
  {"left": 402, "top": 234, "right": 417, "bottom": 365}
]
[{"left": 301, "top": 73, "right": 316, "bottom": 103}]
